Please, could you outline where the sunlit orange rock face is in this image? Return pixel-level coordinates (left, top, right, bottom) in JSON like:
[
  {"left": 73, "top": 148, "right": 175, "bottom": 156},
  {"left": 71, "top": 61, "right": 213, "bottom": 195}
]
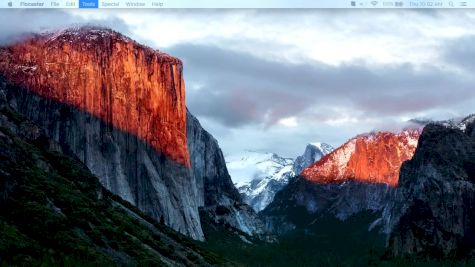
[
  {"left": 301, "top": 129, "right": 421, "bottom": 187},
  {"left": 0, "top": 26, "right": 190, "bottom": 166}
]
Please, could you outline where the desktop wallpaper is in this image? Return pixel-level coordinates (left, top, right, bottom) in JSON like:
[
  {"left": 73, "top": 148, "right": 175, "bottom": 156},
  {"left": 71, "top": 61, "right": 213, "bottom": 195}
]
[{"left": 1, "top": 7, "right": 475, "bottom": 266}]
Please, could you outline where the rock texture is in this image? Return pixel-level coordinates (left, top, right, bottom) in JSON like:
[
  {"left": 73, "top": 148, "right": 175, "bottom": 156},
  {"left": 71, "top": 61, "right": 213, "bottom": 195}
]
[
  {"left": 0, "top": 101, "right": 228, "bottom": 266},
  {"left": 0, "top": 27, "right": 203, "bottom": 239},
  {"left": 261, "top": 177, "right": 392, "bottom": 234},
  {"left": 262, "top": 129, "right": 420, "bottom": 235},
  {"left": 229, "top": 151, "right": 295, "bottom": 212},
  {"left": 293, "top": 143, "right": 334, "bottom": 175},
  {"left": 230, "top": 143, "right": 333, "bottom": 212},
  {"left": 1, "top": 75, "right": 204, "bottom": 240},
  {"left": 0, "top": 27, "right": 264, "bottom": 240},
  {"left": 187, "top": 111, "right": 264, "bottom": 235},
  {"left": 187, "top": 110, "right": 241, "bottom": 207},
  {"left": 385, "top": 120, "right": 475, "bottom": 258},
  {"left": 302, "top": 129, "right": 421, "bottom": 187},
  {"left": 0, "top": 26, "right": 189, "bottom": 166}
]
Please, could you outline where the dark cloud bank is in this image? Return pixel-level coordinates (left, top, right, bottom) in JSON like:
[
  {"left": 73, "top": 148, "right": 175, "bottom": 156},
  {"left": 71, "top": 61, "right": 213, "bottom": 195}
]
[
  {"left": 1, "top": 10, "right": 475, "bottom": 156},
  {"left": 170, "top": 43, "right": 475, "bottom": 129}
]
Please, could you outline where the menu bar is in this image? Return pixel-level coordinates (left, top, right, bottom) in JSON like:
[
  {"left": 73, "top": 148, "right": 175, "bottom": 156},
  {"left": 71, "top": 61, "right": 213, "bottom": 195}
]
[{"left": 1, "top": 0, "right": 474, "bottom": 8}]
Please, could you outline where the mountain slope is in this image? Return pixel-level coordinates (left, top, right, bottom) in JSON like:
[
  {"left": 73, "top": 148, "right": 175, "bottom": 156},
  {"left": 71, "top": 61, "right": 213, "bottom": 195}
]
[
  {"left": 227, "top": 151, "right": 294, "bottom": 212},
  {"left": 0, "top": 26, "right": 202, "bottom": 239},
  {"left": 228, "top": 144, "right": 333, "bottom": 212},
  {"left": 261, "top": 177, "right": 392, "bottom": 234},
  {"left": 0, "top": 102, "right": 229, "bottom": 266},
  {"left": 187, "top": 112, "right": 263, "bottom": 236},
  {"left": 0, "top": 26, "right": 261, "bottom": 240},
  {"left": 262, "top": 129, "right": 420, "bottom": 234},
  {"left": 0, "top": 26, "right": 189, "bottom": 166},
  {"left": 200, "top": 207, "right": 387, "bottom": 267},
  {"left": 385, "top": 118, "right": 475, "bottom": 258},
  {"left": 293, "top": 143, "right": 334, "bottom": 175},
  {"left": 302, "top": 129, "right": 420, "bottom": 187}
]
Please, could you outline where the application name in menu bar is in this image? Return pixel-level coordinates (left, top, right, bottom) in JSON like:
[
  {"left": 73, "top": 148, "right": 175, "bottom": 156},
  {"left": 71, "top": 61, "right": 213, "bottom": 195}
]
[{"left": 1, "top": 0, "right": 473, "bottom": 8}]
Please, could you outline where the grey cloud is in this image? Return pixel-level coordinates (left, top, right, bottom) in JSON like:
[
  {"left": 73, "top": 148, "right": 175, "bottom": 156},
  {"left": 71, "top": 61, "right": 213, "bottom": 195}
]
[
  {"left": 170, "top": 43, "right": 475, "bottom": 128},
  {"left": 444, "top": 35, "right": 475, "bottom": 71},
  {"left": 2, "top": 10, "right": 474, "bottom": 158},
  {"left": 0, "top": 10, "right": 132, "bottom": 45}
]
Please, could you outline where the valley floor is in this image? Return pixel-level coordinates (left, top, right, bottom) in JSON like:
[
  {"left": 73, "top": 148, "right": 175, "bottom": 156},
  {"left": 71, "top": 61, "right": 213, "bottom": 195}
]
[{"left": 199, "top": 212, "right": 475, "bottom": 267}]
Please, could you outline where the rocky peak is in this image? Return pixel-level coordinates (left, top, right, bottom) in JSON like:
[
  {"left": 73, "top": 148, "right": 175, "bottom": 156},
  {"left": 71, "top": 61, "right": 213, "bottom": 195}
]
[
  {"left": 301, "top": 129, "right": 421, "bottom": 187},
  {"left": 410, "top": 114, "right": 475, "bottom": 133},
  {"left": 230, "top": 144, "right": 333, "bottom": 213},
  {"left": 0, "top": 27, "right": 199, "bottom": 239},
  {"left": 0, "top": 26, "right": 189, "bottom": 166},
  {"left": 293, "top": 143, "right": 334, "bottom": 175},
  {"left": 385, "top": 118, "right": 475, "bottom": 258},
  {"left": 0, "top": 27, "right": 266, "bottom": 240},
  {"left": 226, "top": 151, "right": 294, "bottom": 211}
]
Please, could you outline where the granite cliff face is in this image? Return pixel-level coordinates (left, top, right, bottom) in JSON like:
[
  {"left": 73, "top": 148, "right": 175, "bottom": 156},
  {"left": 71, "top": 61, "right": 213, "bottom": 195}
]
[
  {"left": 187, "top": 110, "right": 241, "bottom": 207},
  {"left": 229, "top": 143, "right": 333, "bottom": 212},
  {"left": 0, "top": 99, "right": 229, "bottom": 266},
  {"left": 293, "top": 143, "right": 334, "bottom": 175},
  {"left": 228, "top": 151, "right": 295, "bottom": 212},
  {"left": 0, "top": 26, "right": 202, "bottom": 239},
  {"left": 0, "top": 26, "right": 189, "bottom": 166},
  {"left": 385, "top": 120, "right": 475, "bottom": 258},
  {"left": 0, "top": 26, "right": 263, "bottom": 240},
  {"left": 187, "top": 110, "right": 264, "bottom": 235},
  {"left": 2, "top": 86, "right": 206, "bottom": 239},
  {"left": 302, "top": 130, "right": 420, "bottom": 187},
  {"left": 262, "top": 129, "right": 420, "bottom": 234},
  {"left": 261, "top": 177, "right": 392, "bottom": 234}
]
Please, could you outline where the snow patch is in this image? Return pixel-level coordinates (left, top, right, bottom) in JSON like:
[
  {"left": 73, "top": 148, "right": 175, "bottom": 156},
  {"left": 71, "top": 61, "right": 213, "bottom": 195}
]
[
  {"left": 310, "top": 142, "right": 334, "bottom": 155},
  {"left": 228, "top": 143, "right": 332, "bottom": 212}
]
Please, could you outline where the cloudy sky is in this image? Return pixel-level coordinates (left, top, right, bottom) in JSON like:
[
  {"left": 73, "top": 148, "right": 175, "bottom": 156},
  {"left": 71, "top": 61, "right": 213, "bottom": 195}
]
[{"left": 1, "top": 9, "right": 475, "bottom": 158}]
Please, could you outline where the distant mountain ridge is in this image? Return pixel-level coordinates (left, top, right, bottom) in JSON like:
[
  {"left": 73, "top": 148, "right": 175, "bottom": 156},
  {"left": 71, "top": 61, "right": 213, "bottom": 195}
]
[
  {"left": 302, "top": 129, "right": 421, "bottom": 187},
  {"left": 410, "top": 114, "right": 475, "bottom": 131},
  {"left": 227, "top": 151, "right": 295, "bottom": 212},
  {"left": 227, "top": 143, "right": 333, "bottom": 212},
  {"left": 262, "top": 128, "right": 421, "bottom": 235},
  {"left": 293, "top": 142, "right": 334, "bottom": 175}
]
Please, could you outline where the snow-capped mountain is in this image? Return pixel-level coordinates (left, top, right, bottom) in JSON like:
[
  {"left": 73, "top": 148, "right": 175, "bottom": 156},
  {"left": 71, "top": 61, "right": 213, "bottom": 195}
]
[
  {"left": 442, "top": 114, "right": 475, "bottom": 131},
  {"left": 226, "top": 151, "right": 294, "bottom": 212},
  {"left": 302, "top": 129, "right": 421, "bottom": 187},
  {"left": 410, "top": 114, "right": 475, "bottom": 132},
  {"left": 262, "top": 129, "right": 421, "bottom": 235},
  {"left": 293, "top": 142, "right": 334, "bottom": 175},
  {"left": 227, "top": 143, "right": 333, "bottom": 212}
]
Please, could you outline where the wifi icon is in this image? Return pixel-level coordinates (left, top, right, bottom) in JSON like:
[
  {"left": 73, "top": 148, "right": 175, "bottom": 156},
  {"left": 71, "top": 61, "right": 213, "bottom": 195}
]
[{"left": 371, "top": 1, "right": 378, "bottom": 5}]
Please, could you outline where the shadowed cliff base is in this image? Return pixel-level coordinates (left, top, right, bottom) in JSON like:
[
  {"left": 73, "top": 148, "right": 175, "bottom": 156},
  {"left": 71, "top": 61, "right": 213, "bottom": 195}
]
[
  {"left": 0, "top": 26, "right": 266, "bottom": 241},
  {"left": 0, "top": 103, "right": 233, "bottom": 266},
  {"left": 261, "top": 177, "right": 393, "bottom": 235},
  {"left": 1, "top": 77, "right": 204, "bottom": 240},
  {"left": 1, "top": 76, "right": 266, "bottom": 242},
  {"left": 386, "top": 121, "right": 475, "bottom": 259}
]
